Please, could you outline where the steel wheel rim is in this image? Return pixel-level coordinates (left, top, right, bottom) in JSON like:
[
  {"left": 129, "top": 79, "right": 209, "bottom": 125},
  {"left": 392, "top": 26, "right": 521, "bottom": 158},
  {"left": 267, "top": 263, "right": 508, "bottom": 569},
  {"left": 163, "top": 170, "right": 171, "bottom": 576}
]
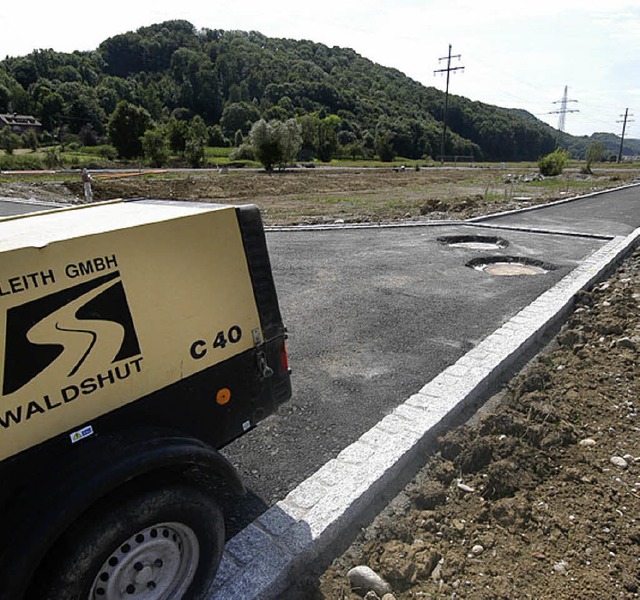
[{"left": 89, "top": 522, "right": 199, "bottom": 599}]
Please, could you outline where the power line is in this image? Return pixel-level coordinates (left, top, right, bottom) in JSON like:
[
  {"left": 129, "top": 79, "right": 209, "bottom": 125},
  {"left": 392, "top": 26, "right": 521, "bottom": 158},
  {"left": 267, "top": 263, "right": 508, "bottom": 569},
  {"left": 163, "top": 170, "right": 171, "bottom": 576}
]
[{"left": 434, "top": 44, "right": 464, "bottom": 163}]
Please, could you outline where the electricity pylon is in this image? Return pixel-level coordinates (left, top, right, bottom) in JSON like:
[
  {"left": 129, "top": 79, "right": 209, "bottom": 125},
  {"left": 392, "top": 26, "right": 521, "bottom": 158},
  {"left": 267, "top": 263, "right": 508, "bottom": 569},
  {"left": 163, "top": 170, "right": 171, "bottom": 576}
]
[{"left": 549, "top": 85, "right": 579, "bottom": 134}]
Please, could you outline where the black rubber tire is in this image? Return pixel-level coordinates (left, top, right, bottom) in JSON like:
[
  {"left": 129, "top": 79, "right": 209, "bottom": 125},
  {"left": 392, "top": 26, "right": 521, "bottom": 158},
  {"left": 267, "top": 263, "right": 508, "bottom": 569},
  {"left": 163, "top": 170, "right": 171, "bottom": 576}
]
[{"left": 27, "top": 483, "right": 225, "bottom": 600}]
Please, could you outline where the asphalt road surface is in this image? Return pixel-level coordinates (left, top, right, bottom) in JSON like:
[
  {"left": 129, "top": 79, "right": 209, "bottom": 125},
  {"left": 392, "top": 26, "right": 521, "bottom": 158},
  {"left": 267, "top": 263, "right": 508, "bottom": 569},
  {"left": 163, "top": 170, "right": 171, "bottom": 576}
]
[
  {"left": 219, "top": 186, "right": 639, "bottom": 533},
  {"left": 474, "top": 184, "right": 640, "bottom": 236},
  {"left": 0, "top": 197, "right": 61, "bottom": 217}
]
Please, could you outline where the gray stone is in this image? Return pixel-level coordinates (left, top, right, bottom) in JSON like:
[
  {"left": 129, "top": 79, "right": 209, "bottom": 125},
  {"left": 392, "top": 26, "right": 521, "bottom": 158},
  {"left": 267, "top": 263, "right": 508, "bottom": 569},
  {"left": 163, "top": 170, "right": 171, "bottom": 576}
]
[
  {"left": 457, "top": 481, "right": 475, "bottom": 493},
  {"left": 616, "top": 337, "right": 637, "bottom": 350},
  {"left": 554, "top": 560, "right": 569, "bottom": 574},
  {"left": 579, "top": 438, "right": 597, "bottom": 447},
  {"left": 347, "top": 565, "right": 392, "bottom": 597},
  {"left": 610, "top": 456, "right": 629, "bottom": 469}
]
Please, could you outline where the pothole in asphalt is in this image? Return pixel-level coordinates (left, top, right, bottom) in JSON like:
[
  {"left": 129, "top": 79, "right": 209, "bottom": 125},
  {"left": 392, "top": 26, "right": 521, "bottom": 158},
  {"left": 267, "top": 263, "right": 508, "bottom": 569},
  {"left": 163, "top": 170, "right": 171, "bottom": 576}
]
[
  {"left": 438, "top": 235, "right": 509, "bottom": 251},
  {"left": 467, "top": 256, "right": 557, "bottom": 276}
]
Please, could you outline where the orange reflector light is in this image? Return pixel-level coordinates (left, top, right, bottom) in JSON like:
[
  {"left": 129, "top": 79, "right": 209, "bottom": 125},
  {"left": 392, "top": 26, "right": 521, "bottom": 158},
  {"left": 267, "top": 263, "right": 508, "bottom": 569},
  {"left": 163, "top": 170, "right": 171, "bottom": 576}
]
[
  {"left": 281, "top": 341, "right": 289, "bottom": 372},
  {"left": 216, "top": 388, "right": 231, "bottom": 405}
]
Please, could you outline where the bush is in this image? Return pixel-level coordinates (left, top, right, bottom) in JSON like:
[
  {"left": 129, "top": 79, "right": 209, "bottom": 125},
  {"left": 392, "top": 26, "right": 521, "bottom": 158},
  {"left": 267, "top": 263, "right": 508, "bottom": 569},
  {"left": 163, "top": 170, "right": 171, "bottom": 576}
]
[
  {"left": 97, "top": 145, "right": 118, "bottom": 161},
  {"left": 0, "top": 154, "right": 45, "bottom": 170},
  {"left": 44, "top": 147, "right": 63, "bottom": 168},
  {"left": 538, "top": 148, "right": 569, "bottom": 176},
  {"left": 230, "top": 143, "right": 255, "bottom": 161}
]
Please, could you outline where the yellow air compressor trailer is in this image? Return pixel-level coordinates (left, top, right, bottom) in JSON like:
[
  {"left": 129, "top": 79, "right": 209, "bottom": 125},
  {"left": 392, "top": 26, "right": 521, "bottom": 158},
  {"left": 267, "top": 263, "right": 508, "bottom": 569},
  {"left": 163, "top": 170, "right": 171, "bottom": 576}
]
[{"left": 0, "top": 199, "right": 291, "bottom": 600}]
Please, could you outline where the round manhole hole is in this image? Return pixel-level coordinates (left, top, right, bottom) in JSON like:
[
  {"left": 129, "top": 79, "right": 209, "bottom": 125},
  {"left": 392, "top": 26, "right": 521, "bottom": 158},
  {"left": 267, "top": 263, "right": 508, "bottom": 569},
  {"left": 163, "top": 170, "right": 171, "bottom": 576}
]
[
  {"left": 438, "top": 235, "right": 509, "bottom": 251},
  {"left": 467, "top": 256, "right": 556, "bottom": 276}
]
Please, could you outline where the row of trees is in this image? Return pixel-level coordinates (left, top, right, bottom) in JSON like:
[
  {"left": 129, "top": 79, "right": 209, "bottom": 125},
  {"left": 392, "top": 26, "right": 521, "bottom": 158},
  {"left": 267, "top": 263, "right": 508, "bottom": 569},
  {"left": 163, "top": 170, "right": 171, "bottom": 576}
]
[
  {"left": 1, "top": 19, "right": 621, "bottom": 164},
  {"left": 105, "top": 100, "right": 409, "bottom": 169}
]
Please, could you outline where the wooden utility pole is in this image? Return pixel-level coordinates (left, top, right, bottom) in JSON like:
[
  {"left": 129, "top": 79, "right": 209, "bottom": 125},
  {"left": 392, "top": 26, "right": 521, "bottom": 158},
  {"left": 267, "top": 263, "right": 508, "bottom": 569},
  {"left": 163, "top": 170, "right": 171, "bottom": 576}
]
[
  {"left": 616, "top": 108, "right": 634, "bottom": 163},
  {"left": 434, "top": 44, "right": 464, "bottom": 163}
]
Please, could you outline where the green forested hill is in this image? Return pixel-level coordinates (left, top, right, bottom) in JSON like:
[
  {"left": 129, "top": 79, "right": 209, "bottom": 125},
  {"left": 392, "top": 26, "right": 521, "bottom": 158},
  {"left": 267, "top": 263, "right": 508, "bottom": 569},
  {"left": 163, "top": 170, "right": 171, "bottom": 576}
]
[{"left": 0, "top": 20, "right": 635, "bottom": 162}]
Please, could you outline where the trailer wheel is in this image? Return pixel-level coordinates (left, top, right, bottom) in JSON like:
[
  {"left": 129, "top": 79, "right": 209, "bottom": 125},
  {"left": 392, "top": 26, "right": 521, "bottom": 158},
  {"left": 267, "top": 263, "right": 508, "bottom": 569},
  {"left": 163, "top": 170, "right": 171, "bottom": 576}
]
[{"left": 28, "top": 483, "right": 224, "bottom": 600}]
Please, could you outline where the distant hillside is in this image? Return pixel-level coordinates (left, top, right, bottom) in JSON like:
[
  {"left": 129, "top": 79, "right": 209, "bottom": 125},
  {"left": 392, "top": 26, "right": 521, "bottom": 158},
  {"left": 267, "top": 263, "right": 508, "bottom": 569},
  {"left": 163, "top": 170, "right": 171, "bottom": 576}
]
[
  {"left": 590, "top": 132, "right": 640, "bottom": 157},
  {"left": 0, "top": 20, "right": 636, "bottom": 162}
]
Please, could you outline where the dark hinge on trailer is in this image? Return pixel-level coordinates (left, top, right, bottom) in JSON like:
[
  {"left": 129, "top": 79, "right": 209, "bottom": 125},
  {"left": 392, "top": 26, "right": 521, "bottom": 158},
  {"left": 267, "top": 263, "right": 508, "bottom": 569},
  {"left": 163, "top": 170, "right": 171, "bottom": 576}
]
[{"left": 252, "top": 327, "right": 274, "bottom": 380}]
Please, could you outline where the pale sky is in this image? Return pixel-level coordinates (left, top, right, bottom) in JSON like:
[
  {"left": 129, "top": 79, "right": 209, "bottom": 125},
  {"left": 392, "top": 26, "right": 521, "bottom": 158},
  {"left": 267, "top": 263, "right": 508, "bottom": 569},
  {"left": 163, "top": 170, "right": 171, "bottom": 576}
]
[{"left": 1, "top": 0, "right": 638, "bottom": 138}]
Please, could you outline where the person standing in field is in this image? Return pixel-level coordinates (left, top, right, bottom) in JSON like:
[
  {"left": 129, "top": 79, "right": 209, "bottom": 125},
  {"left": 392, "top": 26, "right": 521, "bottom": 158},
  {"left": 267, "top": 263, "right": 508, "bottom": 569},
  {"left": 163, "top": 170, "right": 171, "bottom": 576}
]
[{"left": 81, "top": 168, "right": 94, "bottom": 202}]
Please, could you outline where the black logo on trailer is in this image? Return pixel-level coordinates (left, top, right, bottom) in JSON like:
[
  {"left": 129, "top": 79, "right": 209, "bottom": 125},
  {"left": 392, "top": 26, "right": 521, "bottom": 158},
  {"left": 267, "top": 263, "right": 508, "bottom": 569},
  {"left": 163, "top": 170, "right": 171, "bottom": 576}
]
[{"left": 3, "top": 271, "right": 140, "bottom": 395}]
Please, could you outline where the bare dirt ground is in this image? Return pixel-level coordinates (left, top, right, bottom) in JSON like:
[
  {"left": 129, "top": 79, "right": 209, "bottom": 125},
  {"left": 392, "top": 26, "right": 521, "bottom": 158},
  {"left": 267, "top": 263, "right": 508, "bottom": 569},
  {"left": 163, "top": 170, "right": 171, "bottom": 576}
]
[
  {"left": 2, "top": 166, "right": 639, "bottom": 598},
  {"left": 0, "top": 166, "right": 637, "bottom": 225}
]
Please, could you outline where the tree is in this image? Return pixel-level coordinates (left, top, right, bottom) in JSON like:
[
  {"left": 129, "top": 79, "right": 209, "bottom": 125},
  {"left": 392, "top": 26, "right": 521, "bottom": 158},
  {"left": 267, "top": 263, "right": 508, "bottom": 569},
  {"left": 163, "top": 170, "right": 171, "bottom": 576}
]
[
  {"left": 22, "top": 129, "right": 39, "bottom": 151},
  {"left": 184, "top": 116, "right": 208, "bottom": 167},
  {"left": 184, "top": 137, "right": 205, "bottom": 168},
  {"left": 209, "top": 124, "right": 227, "bottom": 147},
  {"left": 189, "top": 115, "right": 208, "bottom": 145},
  {"left": 98, "top": 32, "right": 146, "bottom": 77},
  {"left": 297, "top": 114, "right": 320, "bottom": 160},
  {"left": 0, "top": 127, "right": 20, "bottom": 155},
  {"left": 249, "top": 120, "right": 278, "bottom": 171},
  {"left": 166, "top": 118, "right": 190, "bottom": 154},
  {"left": 137, "top": 82, "right": 165, "bottom": 121},
  {"left": 142, "top": 127, "right": 169, "bottom": 167},
  {"left": 279, "top": 119, "right": 303, "bottom": 166},
  {"left": 57, "top": 82, "right": 106, "bottom": 134},
  {"left": 107, "top": 100, "right": 150, "bottom": 158},
  {"left": 0, "top": 84, "right": 11, "bottom": 113},
  {"left": 8, "top": 84, "right": 31, "bottom": 114},
  {"left": 220, "top": 102, "right": 261, "bottom": 138},
  {"left": 584, "top": 141, "right": 605, "bottom": 173},
  {"left": 96, "top": 76, "right": 137, "bottom": 115},
  {"left": 39, "top": 91, "right": 65, "bottom": 132},
  {"left": 78, "top": 124, "right": 99, "bottom": 146},
  {"left": 345, "top": 141, "right": 364, "bottom": 161},
  {"left": 249, "top": 118, "right": 302, "bottom": 171},
  {"left": 317, "top": 115, "right": 340, "bottom": 162},
  {"left": 375, "top": 131, "right": 396, "bottom": 162}
]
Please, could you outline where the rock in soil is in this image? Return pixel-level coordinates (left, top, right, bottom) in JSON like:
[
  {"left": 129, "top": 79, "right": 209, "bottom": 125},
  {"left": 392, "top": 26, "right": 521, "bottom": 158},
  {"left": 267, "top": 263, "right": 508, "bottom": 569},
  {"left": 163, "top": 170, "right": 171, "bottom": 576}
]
[{"left": 347, "top": 565, "right": 392, "bottom": 597}]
